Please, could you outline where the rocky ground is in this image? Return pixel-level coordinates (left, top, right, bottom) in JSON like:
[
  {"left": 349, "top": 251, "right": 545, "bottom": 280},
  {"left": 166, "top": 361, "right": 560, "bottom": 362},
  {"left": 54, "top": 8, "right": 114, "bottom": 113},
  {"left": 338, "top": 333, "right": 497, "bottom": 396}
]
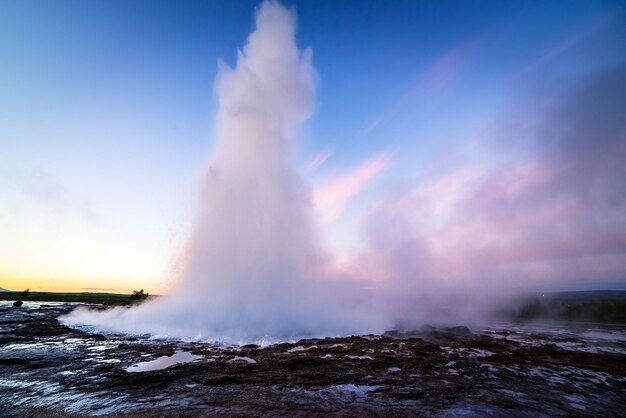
[{"left": 1, "top": 301, "right": 625, "bottom": 417}]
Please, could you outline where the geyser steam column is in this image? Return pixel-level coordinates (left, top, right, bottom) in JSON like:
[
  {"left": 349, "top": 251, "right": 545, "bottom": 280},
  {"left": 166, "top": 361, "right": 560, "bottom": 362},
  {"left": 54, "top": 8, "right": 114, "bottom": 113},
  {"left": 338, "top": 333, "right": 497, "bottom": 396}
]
[
  {"left": 63, "top": 1, "right": 345, "bottom": 341},
  {"left": 176, "top": 1, "right": 323, "bottom": 335}
]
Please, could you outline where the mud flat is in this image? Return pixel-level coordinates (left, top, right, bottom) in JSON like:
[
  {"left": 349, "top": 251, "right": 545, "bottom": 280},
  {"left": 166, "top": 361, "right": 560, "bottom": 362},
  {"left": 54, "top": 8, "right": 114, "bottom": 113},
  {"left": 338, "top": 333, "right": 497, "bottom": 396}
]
[{"left": 1, "top": 301, "right": 625, "bottom": 417}]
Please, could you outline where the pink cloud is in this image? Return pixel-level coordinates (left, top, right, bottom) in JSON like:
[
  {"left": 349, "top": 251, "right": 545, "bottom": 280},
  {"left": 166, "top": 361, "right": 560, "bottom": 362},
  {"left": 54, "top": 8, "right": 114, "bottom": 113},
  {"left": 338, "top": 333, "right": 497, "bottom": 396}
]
[
  {"left": 314, "top": 153, "right": 390, "bottom": 223},
  {"left": 318, "top": 63, "right": 626, "bottom": 325},
  {"left": 307, "top": 149, "right": 333, "bottom": 171},
  {"left": 362, "top": 152, "right": 626, "bottom": 288}
]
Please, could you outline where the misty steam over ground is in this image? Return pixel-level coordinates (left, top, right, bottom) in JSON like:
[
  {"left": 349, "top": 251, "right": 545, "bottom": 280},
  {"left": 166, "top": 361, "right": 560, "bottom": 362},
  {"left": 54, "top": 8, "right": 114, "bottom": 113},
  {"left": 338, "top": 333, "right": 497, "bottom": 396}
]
[
  {"left": 3, "top": 301, "right": 626, "bottom": 416},
  {"left": 62, "top": 1, "right": 626, "bottom": 343}
]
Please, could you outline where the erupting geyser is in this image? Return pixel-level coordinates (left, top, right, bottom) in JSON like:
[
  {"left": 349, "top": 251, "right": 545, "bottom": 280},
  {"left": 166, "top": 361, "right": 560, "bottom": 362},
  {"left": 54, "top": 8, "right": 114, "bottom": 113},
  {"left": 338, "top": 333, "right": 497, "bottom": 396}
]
[
  {"left": 64, "top": 0, "right": 597, "bottom": 342},
  {"left": 63, "top": 1, "right": 382, "bottom": 342}
]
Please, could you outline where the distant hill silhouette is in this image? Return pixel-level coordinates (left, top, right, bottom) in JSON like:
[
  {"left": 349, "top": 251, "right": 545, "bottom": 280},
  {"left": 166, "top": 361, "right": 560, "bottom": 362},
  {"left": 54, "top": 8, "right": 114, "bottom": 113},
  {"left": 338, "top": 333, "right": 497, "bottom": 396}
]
[{"left": 507, "top": 290, "right": 626, "bottom": 324}]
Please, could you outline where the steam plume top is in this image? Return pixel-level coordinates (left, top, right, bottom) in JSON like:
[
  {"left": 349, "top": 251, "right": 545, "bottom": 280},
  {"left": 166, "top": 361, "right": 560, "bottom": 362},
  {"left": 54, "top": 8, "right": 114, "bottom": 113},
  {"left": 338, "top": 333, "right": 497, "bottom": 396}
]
[{"left": 217, "top": 1, "right": 315, "bottom": 135}]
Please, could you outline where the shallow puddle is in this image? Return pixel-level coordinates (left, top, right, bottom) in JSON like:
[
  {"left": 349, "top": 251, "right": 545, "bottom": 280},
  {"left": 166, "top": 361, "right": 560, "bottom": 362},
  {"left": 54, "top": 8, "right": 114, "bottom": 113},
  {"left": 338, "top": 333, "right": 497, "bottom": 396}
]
[{"left": 125, "top": 351, "right": 203, "bottom": 372}]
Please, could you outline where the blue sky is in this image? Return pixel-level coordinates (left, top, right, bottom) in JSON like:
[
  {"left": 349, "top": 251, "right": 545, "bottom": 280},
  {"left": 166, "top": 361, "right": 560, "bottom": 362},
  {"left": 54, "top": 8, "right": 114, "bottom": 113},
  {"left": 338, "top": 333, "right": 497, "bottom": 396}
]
[{"left": 1, "top": 0, "right": 625, "bottom": 292}]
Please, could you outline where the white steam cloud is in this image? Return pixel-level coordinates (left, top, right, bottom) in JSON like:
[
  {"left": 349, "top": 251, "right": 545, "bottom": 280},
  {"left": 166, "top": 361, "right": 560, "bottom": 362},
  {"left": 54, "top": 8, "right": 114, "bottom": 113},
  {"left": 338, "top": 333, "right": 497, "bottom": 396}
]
[{"left": 63, "top": 1, "right": 386, "bottom": 342}]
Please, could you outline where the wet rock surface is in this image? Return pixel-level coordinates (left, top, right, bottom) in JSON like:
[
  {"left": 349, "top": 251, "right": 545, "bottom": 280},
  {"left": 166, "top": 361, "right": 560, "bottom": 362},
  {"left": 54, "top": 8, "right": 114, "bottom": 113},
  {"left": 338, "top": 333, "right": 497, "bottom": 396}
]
[{"left": 1, "top": 301, "right": 625, "bottom": 417}]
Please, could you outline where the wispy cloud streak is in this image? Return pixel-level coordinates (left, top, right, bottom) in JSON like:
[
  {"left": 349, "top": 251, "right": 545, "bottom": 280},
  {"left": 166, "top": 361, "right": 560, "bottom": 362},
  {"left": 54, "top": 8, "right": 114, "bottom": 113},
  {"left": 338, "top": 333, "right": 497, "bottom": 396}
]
[
  {"left": 511, "top": 6, "right": 623, "bottom": 79},
  {"left": 314, "top": 153, "right": 390, "bottom": 223},
  {"left": 357, "top": 40, "right": 480, "bottom": 137}
]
